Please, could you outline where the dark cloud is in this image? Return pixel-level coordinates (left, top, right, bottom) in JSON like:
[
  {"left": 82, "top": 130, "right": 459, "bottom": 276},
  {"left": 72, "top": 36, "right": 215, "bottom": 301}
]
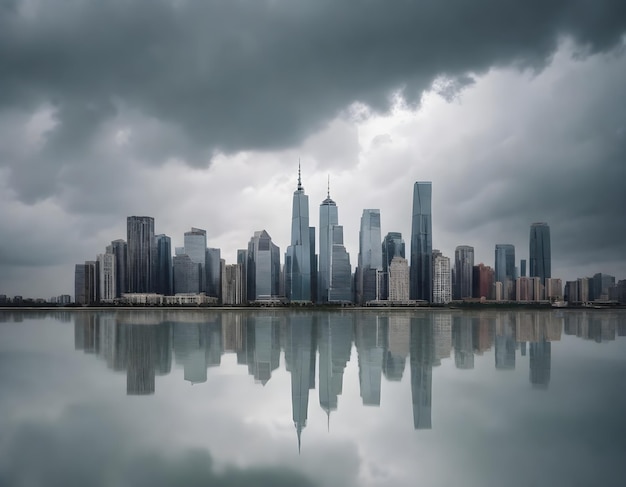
[{"left": 1, "top": 0, "right": 626, "bottom": 200}]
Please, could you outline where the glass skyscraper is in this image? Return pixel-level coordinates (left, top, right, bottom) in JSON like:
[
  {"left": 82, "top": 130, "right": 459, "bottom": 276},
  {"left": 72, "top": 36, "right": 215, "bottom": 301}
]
[
  {"left": 454, "top": 245, "right": 474, "bottom": 299},
  {"left": 285, "top": 166, "right": 312, "bottom": 302},
  {"left": 529, "top": 222, "right": 551, "bottom": 282},
  {"left": 357, "top": 209, "right": 382, "bottom": 304},
  {"left": 409, "top": 182, "right": 432, "bottom": 301},
  {"left": 127, "top": 216, "right": 154, "bottom": 293},
  {"left": 319, "top": 186, "right": 352, "bottom": 303},
  {"left": 155, "top": 234, "right": 172, "bottom": 296},
  {"left": 495, "top": 244, "right": 516, "bottom": 299},
  {"left": 248, "top": 230, "right": 281, "bottom": 301},
  {"left": 382, "top": 232, "right": 405, "bottom": 300},
  {"left": 184, "top": 227, "right": 207, "bottom": 293}
]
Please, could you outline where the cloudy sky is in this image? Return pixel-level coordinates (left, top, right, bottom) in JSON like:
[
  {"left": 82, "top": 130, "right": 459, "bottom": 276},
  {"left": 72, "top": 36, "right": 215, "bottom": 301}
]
[{"left": 1, "top": 0, "right": 625, "bottom": 298}]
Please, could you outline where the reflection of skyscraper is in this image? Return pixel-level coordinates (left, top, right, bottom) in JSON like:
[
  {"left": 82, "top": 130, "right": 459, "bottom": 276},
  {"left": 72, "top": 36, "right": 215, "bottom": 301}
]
[
  {"left": 248, "top": 315, "right": 280, "bottom": 384},
  {"left": 529, "top": 340, "right": 551, "bottom": 388},
  {"left": 453, "top": 316, "right": 474, "bottom": 369},
  {"left": 495, "top": 317, "right": 516, "bottom": 370},
  {"left": 357, "top": 209, "right": 383, "bottom": 304},
  {"left": 410, "top": 182, "right": 433, "bottom": 302},
  {"left": 410, "top": 315, "right": 433, "bottom": 429},
  {"left": 356, "top": 315, "right": 386, "bottom": 405},
  {"left": 127, "top": 216, "right": 154, "bottom": 293},
  {"left": 318, "top": 314, "right": 353, "bottom": 420},
  {"left": 125, "top": 324, "right": 156, "bottom": 395},
  {"left": 285, "top": 166, "right": 312, "bottom": 302},
  {"left": 529, "top": 223, "right": 551, "bottom": 283},
  {"left": 384, "top": 315, "right": 410, "bottom": 381},
  {"left": 286, "top": 314, "right": 315, "bottom": 452}
]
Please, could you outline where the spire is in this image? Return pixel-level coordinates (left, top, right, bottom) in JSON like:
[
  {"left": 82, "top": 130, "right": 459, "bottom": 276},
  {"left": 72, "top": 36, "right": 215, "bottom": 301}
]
[
  {"left": 297, "top": 159, "right": 302, "bottom": 191},
  {"left": 327, "top": 174, "right": 330, "bottom": 199}
]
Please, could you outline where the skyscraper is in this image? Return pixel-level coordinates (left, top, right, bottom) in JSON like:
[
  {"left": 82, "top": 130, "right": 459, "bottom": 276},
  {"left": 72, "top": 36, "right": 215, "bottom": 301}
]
[
  {"left": 127, "top": 216, "right": 154, "bottom": 293},
  {"left": 318, "top": 183, "right": 352, "bottom": 303},
  {"left": 410, "top": 182, "right": 432, "bottom": 302},
  {"left": 206, "top": 248, "right": 221, "bottom": 298},
  {"left": 285, "top": 165, "right": 312, "bottom": 302},
  {"left": 154, "top": 234, "right": 172, "bottom": 296},
  {"left": 432, "top": 249, "right": 452, "bottom": 304},
  {"left": 184, "top": 227, "right": 207, "bottom": 292},
  {"left": 454, "top": 245, "right": 474, "bottom": 299},
  {"left": 97, "top": 253, "right": 116, "bottom": 302},
  {"left": 109, "top": 239, "right": 128, "bottom": 298},
  {"left": 529, "top": 222, "right": 551, "bottom": 282},
  {"left": 247, "top": 230, "right": 281, "bottom": 301},
  {"left": 382, "top": 232, "right": 405, "bottom": 300},
  {"left": 357, "top": 209, "right": 382, "bottom": 304},
  {"left": 495, "top": 244, "right": 516, "bottom": 299}
]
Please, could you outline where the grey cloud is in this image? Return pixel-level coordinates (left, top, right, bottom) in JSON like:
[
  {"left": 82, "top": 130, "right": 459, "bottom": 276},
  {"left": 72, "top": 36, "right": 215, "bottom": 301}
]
[{"left": 1, "top": 0, "right": 626, "bottom": 203}]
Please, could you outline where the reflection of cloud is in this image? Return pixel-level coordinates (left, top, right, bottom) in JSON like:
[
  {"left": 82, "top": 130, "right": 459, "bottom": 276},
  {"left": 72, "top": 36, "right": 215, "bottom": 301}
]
[{"left": 0, "top": 404, "right": 319, "bottom": 487}]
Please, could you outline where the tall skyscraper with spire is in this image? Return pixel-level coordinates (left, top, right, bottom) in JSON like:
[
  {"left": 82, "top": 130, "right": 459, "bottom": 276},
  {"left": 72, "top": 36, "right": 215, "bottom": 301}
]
[
  {"left": 285, "top": 164, "right": 312, "bottom": 302},
  {"left": 529, "top": 222, "right": 551, "bottom": 283},
  {"left": 318, "top": 178, "right": 352, "bottom": 303},
  {"left": 410, "top": 182, "right": 433, "bottom": 302}
]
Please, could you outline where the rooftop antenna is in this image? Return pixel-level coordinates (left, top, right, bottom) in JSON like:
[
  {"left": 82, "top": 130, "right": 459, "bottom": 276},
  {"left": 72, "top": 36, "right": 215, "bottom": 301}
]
[
  {"left": 327, "top": 174, "right": 330, "bottom": 199},
  {"left": 297, "top": 159, "right": 302, "bottom": 191}
]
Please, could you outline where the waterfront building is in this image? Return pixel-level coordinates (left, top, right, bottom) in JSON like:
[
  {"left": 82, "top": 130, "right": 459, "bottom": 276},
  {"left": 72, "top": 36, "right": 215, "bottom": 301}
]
[
  {"left": 184, "top": 227, "right": 207, "bottom": 292},
  {"left": 591, "top": 273, "right": 616, "bottom": 301},
  {"left": 318, "top": 184, "right": 352, "bottom": 303},
  {"left": 545, "top": 278, "right": 563, "bottom": 301},
  {"left": 154, "top": 234, "right": 172, "bottom": 296},
  {"left": 381, "top": 232, "right": 405, "bottom": 300},
  {"left": 409, "top": 182, "right": 433, "bottom": 302},
  {"left": 108, "top": 239, "right": 128, "bottom": 298},
  {"left": 206, "top": 248, "right": 221, "bottom": 299},
  {"left": 577, "top": 277, "right": 591, "bottom": 302},
  {"left": 472, "top": 263, "right": 494, "bottom": 300},
  {"left": 237, "top": 249, "right": 248, "bottom": 304},
  {"left": 529, "top": 222, "right": 551, "bottom": 282},
  {"left": 357, "top": 209, "right": 383, "bottom": 304},
  {"left": 432, "top": 250, "right": 452, "bottom": 304},
  {"left": 247, "top": 230, "right": 281, "bottom": 301},
  {"left": 495, "top": 244, "right": 516, "bottom": 299},
  {"left": 564, "top": 280, "right": 579, "bottom": 303},
  {"left": 173, "top": 254, "right": 200, "bottom": 294},
  {"left": 97, "top": 253, "right": 116, "bottom": 302},
  {"left": 285, "top": 165, "right": 312, "bottom": 302},
  {"left": 520, "top": 259, "right": 527, "bottom": 277},
  {"left": 127, "top": 216, "right": 154, "bottom": 293},
  {"left": 454, "top": 245, "right": 474, "bottom": 299},
  {"left": 222, "top": 263, "right": 244, "bottom": 305},
  {"left": 516, "top": 277, "right": 532, "bottom": 301},
  {"left": 388, "top": 256, "right": 410, "bottom": 302},
  {"left": 74, "top": 263, "right": 95, "bottom": 305}
]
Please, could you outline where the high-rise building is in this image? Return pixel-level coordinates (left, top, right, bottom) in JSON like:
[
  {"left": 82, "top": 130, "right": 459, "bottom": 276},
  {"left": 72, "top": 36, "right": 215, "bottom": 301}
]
[
  {"left": 155, "top": 234, "right": 172, "bottom": 295},
  {"left": 109, "top": 239, "right": 128, "bottom": 298},
  {"left": 495, "top": 244, "right": 516, "bottom": 299},
  {"left": 529, "top": 222, "right": 551, "bottom": 282},
  {"left": 206, "top": 248, "right": 221, "bottom": 299},
  {"left": 357, "top": 209, "right": 382, "bottom": 304},
  {"left": 172, "top": 254, "right": 200, "bottom": 294},
  {"left": 454, "top": 245, "right": 474, "bottom": 299},
  {"left": 221, "top": 263, "right": 244, "bottom": 305},
  {"left": 520, "top": 259, "right": 527, "bottom": 278},
  {"left": 432, "top": 249, "right": 452, "bottom": 304},
  {"left": 184, "top": 227, "right": 207, "bottom": 292},
  {"left": 237, "top": 249, "right": 248, "bottom": 304},
  {"left": 318, "top": 184, "right": 352, "bottom": 303},
  {"left": 472, "top": 263, "right": 494, "bottom": 300},
  {"left": 248, "top": 230, "right": 281, "bottom": 301},
  {"left": 97, "top": 253, "right": 116, "bottom": 302},
  {"left": 388, "top": 256, "right": 410, "bottom": 302},
  {"left": 74, "top": 263, "right": 95, "bottom": 305},
  {"left": 285, "top": 166, "right": 312, "bottom": 302},
  {"left": 127, "top": 216, "right": 154, "bottom": 293},
  {"left": 410, "top": 182, "right": 433, "bottom": 302},
  {"left": 591, "top": 273, "right": 616, "bottom": 301},
  {"left": 382, "top": 232, "right": 405, "bottom": 300}
]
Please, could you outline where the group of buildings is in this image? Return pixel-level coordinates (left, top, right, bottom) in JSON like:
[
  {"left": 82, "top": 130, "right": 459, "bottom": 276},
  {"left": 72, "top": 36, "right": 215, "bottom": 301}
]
[{"left": 73, "top": 170, "right": 626, "bottom": 306}]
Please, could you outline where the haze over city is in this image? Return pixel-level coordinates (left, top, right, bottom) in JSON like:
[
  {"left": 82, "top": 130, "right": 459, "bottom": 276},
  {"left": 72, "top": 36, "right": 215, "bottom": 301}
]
[{"left": 1, "top": 0, "right": 625, "bottom": 298}]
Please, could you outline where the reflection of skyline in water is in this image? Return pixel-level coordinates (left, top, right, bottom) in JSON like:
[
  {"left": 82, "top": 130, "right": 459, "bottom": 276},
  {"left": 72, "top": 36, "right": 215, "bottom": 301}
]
[{"left": 69, "top": 309, "right": 626, "bottom": 447}]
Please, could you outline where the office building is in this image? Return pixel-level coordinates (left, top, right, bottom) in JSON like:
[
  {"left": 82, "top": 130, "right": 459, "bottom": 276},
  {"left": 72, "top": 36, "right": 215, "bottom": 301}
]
[
  {"left": 127, "top": 216, "right": 154, "bottom": 293},
  {"left": 184, "top": 227, "right": 207, "bottom": 292},
  {"left": 388, "top": 256, "right": 410, "bottom": 302},
  {"left": 409, "top": 182, "right": 433, "bottom": 301},
  {"left": 357, "top": 209, "right": 382, "bottom": 304},
  {"left": 222, "top": 263, "right": 244, "bottom": 305},
  {"left": 495, "top": 244, "right": 515, "bottom": 299},
  {"left": 248, "top": 230, "right": 281, "bottom": 301},
  {"left": 173, "top": 254, "right": 201, "bottom": 294},
  {"left": 109, "top": 239, "right": 128, "bottom": 298},
  {"left": 154, "top": 234, "right": 172, "bottom": 296},
  {"left": 285, "top": 165, "right": 312, "bottom": 302},
  {"left": 97, "top": 253, "right": 116, "bottom": 302},
  {"left": 472, "top": 263, "right": 494, "bottom": 300},
  {"left": 529, "top": 222, "right": 551, "bottom": 282},
  {"left": 381, "top": 232, "right": 405, "bottom": 300},
  {"left": 454, "top": 245, "right": 474, "bottom": 299},
  {"left": 206, "top": 248, "right": 221, "bottom": 298},
  {"left": 432, "top": 249, "right": 452, "bottom": 304},
  {"left": 318, "top": 184, "right": 352, "bottom": 303}
]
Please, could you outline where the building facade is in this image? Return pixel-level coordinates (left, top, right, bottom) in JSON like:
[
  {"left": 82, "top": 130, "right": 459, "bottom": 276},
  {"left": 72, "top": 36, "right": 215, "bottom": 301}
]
[
  {"left": 495, "top": 244, "right": 516, "bottom": 299},
  {"left": 409, "top": 182, "right": 433, "bottom": 302},
  {"left": 127, "top": 216, "right": 154, "bottom": 293},
  {"left": 97, "top": 253, "right": 116, "bottom": 302},
  {"left": 184, "top": 227, "right": 207, "bottom": 293},
  {"left": 454, "top": 245, "right": 474, "bottom": 299},
  {"left": 108, "top": 239, "right": 128, "bottom": 298},
  {"left": 155, "top": 234, "right": 172, "bottom": 296},
  {"left": 388, "top": 256, "right": 410, "bottom": 302},
  {"left": 432, "top": 250, "right": 452, "bottom": 304},
  {"left": 357, "top": 209, "right": 383, "bottom": 304},
  {"left": 248, "top": 230, "right": 281, "bottom": 301},
  {"left": 529, "top": 222, "right": 551, "bottom": 282}
]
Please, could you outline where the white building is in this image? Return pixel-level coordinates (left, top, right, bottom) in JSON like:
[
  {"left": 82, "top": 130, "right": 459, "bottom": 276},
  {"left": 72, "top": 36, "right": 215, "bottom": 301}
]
[
  {"left": 388, "top": 256, "right": 409, "bottom": 302},
  {"left": 432, "top": 251, "right": 452, "bottom": 304},
  {"left": 97, "top": 253, "right": 116, "bottom": 302}
]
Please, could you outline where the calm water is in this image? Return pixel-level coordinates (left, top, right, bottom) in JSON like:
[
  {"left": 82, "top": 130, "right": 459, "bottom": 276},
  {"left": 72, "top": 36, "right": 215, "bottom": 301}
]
[{"left": 1, "top": 309, "right": 625, "bottom": 487}]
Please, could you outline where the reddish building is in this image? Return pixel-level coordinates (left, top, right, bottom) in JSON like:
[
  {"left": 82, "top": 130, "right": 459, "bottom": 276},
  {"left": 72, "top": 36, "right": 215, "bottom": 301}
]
[{"left": 472, "top": 263, "right": 494, "bottom": 300}]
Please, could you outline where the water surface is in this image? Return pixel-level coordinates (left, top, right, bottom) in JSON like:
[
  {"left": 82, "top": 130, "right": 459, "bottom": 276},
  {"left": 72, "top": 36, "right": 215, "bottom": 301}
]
[{"left": 1, "top": 309, "right": 625, "bottom": 487}]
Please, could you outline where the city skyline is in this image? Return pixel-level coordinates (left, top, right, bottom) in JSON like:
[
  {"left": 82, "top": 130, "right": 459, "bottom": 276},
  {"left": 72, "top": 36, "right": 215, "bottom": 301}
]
[{"left": 2, "top": 2, "right": 626, "bottom": 297}]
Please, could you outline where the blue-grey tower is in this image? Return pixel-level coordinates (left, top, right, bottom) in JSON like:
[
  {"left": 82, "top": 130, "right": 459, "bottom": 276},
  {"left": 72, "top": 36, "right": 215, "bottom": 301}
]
[
  {"left": 285, "top": 164, "right": 312, "bottom": 302},
  {"left": 127, "top": 216, "right": 154, "bottom": 293},
  {"left": 409, "top": 182, "right": 432, "bottom": 301},
  {"left": 529, "top": 222, "right": 551, "bottom": 283},
  {"left": 319, "top": 178, "right": 352, "bottom": 303},
  {"left": 495, "top": 244, "right": 515, "bottom": 299},
  {"left": 357, "top": 209, "right": 382, "bottom": 304}
]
